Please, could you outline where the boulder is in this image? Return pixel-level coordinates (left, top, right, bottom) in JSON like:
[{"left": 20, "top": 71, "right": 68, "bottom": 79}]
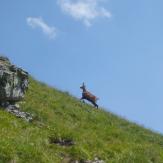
[{"left": 0, "top": 56, "right": 28, "bottom": 103}]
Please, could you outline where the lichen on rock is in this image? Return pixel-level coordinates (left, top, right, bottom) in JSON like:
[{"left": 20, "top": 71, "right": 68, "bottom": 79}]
[
  {"left": 0, "top": 56, "right": 32, "bottom": 121},
  {"left": 0, "top": 56, "right": 28, "bottom": 103}
]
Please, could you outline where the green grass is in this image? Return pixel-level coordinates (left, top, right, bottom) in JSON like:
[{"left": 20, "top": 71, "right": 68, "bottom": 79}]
[{"left": 0, "top": 77, "right": 163, "bottom": 163}]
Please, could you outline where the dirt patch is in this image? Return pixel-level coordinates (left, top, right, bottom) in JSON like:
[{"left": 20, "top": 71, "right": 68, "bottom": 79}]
[{"left": 49, "top": 137, "right": 75, "bottom": 146}]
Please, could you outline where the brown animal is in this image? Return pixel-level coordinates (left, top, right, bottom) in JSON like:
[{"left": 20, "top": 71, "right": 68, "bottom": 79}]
[{"left": 80, "top": 83, "right": 99, "bottom": 108}]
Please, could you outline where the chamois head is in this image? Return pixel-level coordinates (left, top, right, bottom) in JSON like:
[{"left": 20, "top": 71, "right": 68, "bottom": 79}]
[{"left": 80, "top": 82, "right": 86, "bottom": 91}]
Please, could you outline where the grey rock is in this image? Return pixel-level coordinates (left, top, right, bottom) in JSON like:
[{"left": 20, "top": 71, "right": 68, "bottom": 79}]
[
  {"left": 72, "top": 158, "right": 105, "bottom": 163},
  {"left": 5, "top": 104, "right": 33, "bottom": 122},
  {"left": 83, "top": 158, "right": 105, "bottom": 163},
  {"left": 0, "top": 56, "right": 28, "bottom": 103},
  {"left": 0, "top": 56, "right": 31, "bottom": 121}
]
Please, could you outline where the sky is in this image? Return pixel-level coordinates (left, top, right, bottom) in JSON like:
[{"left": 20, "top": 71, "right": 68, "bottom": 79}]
[{"left": 0, "top": 0, "right": 163, "bottom": 133}]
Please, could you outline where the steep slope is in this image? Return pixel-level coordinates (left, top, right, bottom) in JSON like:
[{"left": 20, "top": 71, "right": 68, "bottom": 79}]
[{"left": 0, "top": 77, "right": 163, "bottom": 163}]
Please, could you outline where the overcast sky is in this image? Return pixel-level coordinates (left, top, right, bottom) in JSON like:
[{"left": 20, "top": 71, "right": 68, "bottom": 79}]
[{"left": 1, "top": 0, "right": 163, "bottom": 133}]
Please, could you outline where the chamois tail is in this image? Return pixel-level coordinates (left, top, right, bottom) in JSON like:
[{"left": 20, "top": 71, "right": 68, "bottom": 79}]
[{"left": 96, "top": 97, "right": 99, "bottom": 101}]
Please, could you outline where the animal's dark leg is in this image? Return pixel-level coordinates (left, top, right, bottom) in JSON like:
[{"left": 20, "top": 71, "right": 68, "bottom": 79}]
[
  {"left": 95, "top": 103, "right": 98, "bottom": 109},
  {"left": 92, "top": 101, "right": 98, "bottom": 109},
  {"left": 80, "top": 97, "right": 85, "bottom": 103}
]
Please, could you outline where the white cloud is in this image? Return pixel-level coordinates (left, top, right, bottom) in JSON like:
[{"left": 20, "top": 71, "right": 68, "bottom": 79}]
[
  {"left": 27, "top": 17, "right": 57, "bottom": 39},
  {"left": 58, "top": 0, "right": 111, "bottom": 27}
]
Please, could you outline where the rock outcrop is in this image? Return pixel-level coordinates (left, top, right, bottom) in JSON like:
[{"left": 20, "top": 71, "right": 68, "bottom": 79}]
[
  {"left": 0, "top": 56, "right": 28, "bottom": 103},
  {"left": 0, "top": 56, "right": 32, "bottom": 121}
]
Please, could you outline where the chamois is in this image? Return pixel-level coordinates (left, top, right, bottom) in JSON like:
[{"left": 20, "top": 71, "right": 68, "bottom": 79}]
[{"left": 80, "top": 83, "right": 99, "bottom": 108}]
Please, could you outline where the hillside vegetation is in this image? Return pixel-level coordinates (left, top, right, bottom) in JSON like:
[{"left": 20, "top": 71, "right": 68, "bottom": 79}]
[{"left": 0, "top": 77, "right": 163, "bottom": 163}]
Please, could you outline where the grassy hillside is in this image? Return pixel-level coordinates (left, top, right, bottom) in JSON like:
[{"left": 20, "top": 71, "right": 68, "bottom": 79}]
[{"left": 0, "top": 77, "right": 163, "bottom": 163}]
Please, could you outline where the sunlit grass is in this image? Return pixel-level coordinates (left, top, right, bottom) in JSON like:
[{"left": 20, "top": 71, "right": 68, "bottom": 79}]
[{"left": 0, "top": 77, "right": 163, "bottom": 162}]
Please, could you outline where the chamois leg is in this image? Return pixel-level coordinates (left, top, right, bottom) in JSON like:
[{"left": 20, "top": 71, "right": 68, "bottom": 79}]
[
  {"left": 92, "top": 101, "right": 98, "bottom": 109},
  {"left": 80, "top": 97, "right": 85, "bottom": 103}
]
